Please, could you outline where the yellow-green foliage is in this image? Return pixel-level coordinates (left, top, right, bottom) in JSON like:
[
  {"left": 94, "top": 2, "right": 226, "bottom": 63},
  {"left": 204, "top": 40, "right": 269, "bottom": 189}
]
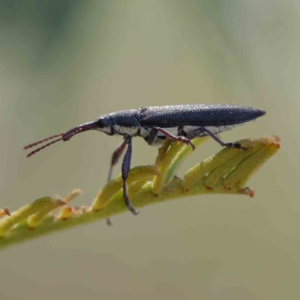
[{"left": 0, "top": 136, "right": 280, "bottom": 250}]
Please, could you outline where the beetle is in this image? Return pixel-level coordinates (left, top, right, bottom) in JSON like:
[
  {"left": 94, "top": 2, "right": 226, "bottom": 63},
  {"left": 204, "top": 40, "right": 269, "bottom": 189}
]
[{"left": 24, "top": 104, "right": 266, "bottom": 215}]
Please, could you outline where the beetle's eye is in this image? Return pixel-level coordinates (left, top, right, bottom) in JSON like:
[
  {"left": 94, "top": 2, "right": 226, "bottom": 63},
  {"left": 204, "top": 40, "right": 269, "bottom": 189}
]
[{"left": 96, "top": 117, "right": 108, "bottom": 129}]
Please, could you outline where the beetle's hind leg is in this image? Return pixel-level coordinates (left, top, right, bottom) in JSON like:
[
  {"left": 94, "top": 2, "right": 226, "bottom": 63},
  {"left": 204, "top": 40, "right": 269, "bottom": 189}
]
[{"left": 196, "top": 127, "right": 247, "bottom": 150}]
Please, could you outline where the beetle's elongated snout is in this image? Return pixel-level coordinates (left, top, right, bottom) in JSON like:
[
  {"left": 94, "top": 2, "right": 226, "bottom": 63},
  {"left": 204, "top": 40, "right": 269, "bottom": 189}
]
[
  {"left": 62, "top": 122, "right": 97, "bottom": 141},
  {"left": 24, "top": 121, "right": 96, "bottom": 158}
]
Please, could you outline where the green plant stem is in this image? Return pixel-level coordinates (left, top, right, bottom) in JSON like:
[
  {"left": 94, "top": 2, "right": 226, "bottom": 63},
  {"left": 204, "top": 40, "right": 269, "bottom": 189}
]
[{"left": 0, "top": 135, "right": 280, "bottom": 250}]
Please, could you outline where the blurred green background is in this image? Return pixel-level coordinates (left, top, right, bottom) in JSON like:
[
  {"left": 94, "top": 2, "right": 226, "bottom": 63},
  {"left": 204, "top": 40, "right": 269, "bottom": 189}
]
[{"left": 0, "top": 1, "right": 299, "bottom": 299}]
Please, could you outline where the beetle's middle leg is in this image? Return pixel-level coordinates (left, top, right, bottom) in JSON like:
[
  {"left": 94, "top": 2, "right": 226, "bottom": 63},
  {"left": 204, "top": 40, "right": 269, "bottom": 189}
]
[{"left": 148, "top": 127, "right": 195, "bottom": 150}]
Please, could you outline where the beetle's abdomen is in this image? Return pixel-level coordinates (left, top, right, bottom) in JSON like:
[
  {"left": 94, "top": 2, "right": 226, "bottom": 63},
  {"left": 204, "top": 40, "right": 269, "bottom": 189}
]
[{"left": 140, "top": 104, "right": 265, "bottom": 127}]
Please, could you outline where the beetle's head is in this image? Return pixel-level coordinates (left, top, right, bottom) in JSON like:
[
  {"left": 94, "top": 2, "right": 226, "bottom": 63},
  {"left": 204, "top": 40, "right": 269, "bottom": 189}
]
[{"left": 94, "top": 116, "right": 113, "bottom": 135}]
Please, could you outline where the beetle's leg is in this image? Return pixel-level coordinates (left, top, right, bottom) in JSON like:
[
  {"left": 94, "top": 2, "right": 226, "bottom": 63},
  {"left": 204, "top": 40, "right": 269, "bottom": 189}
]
[
  {"left": 147, "top": 127, "right": 159, "bottom": 145},
  {"left": 107, "top": 141, "right": 127, "bottom": 182},
  {"left": 199, "top": 127, "right": 247, "bottom": 150},
  {"left": 122, "top": 136, "right": 139, "bottom": 215},
  {"left": 106, "top": 141, "right": 127, "bottom": 225},
  {"left": 150, "top": 127, "right": 195, "bottom": 150}
]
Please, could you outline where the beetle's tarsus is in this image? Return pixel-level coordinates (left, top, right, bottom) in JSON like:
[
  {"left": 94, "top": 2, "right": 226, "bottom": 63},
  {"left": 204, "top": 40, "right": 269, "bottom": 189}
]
[
  {"left": 106, "top": 218, "right": 113, "bottom": 226},
  {"left": 225, "top": 142, "right": 247, "bottom": 150},
  {"left": 125, "top": 199, "right": 139, "bottom": 215}
]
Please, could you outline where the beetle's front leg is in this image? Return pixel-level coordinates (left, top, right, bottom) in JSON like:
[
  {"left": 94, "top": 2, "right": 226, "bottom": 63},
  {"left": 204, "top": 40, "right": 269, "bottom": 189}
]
[
  {"left": 122, "top": 136, "right": 139, "bottom": 215},
  {"left": 107, "top": 141, "right": 127, "bottom": 182},
  {"left": 106, "top": 141, "right": 127, "bottom": 225},
  {"left": 149, "top": 127, "right": 195, "bottom": 150}
]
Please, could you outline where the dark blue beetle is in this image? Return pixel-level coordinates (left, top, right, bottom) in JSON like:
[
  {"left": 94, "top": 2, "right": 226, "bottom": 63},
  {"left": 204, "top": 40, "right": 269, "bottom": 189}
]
[{"left": 24, "top": 104, "right": 266, "bottom": 215}]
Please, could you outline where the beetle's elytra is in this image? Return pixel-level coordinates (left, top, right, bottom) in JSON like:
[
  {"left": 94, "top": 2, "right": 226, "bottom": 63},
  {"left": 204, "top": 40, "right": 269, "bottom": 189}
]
[{"left": 24, "top": 104, "right": 266, "bottom": 216}]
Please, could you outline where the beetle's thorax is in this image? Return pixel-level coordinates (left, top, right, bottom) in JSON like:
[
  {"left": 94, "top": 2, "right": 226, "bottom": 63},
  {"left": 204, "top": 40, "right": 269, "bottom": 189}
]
[{"left": 95, "top": 109, "right": 142, "bottom": 137}]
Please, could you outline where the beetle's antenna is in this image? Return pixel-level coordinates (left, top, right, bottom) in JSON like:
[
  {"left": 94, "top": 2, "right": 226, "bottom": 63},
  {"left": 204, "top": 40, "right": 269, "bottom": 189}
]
[
  {"left": 24, "top": 121, "right": 96, "bottom": 158},
  {"left": 26, "top": 137, "right": 63, "bottom": 157},
  {"left": 23, "top": 134, "right": 64, "bottom": 149}
]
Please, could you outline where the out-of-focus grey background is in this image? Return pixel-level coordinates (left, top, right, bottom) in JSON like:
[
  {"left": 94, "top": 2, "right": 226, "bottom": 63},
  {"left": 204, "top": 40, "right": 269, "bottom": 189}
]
[{"left": 0, "top": 1, "right": 299, "bottom": 299}]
